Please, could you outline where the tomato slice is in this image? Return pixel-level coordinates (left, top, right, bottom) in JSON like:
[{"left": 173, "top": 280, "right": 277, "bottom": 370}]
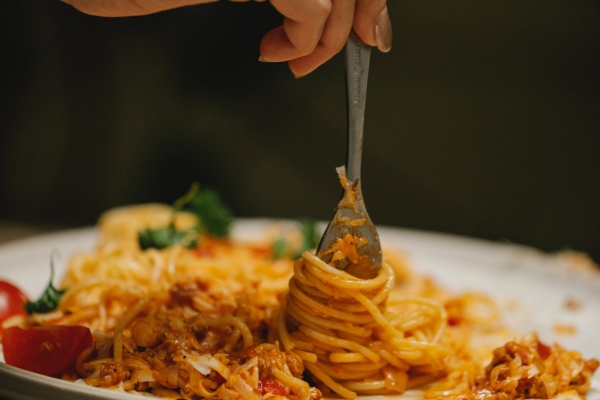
[
  {"left": 258, "top": 379, "right": 287, "bottom": 396},
  {"left": 0, "top": 281, "right": 28, "bottom": 325},
  {"left": 2, "top": 325, "right": 93, "bottom": 377}
]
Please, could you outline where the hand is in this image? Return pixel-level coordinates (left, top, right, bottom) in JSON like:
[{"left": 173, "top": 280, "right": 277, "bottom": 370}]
[{"left": 60, "top": 0, "right": 392, "bottom": 77}]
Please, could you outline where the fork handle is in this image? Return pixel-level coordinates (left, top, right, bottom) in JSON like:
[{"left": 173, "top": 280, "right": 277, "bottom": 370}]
[{"left": 345, "top": 29, "right": 372, "bottom": 184}]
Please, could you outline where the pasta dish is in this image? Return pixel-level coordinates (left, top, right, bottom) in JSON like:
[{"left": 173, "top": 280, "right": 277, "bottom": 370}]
[{"left": 0, "top": 184, "right": 598, "bottom": 400}]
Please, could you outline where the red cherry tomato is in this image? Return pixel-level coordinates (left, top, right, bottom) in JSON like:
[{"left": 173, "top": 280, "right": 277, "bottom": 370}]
[
  {"left": 258, "top": 379, "right": 287, "bottom": 396},
  {"left": 0, "top": 280, "right": 28, "bottom": 325},
  {"left": 2, "top": 325, "right": 93, "bottom": 376}
]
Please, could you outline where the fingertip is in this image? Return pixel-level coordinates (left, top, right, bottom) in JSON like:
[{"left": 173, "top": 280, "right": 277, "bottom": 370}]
[
  {"left": 375, "top": 8, "right": 392, "bottom": 53},
  {"left": 259, "top": 27, "right": 288, "bottom": 62},
  {"left": 287, "top": 49, "right": 327, "bottom": 78},
  {"left": 353, "top": 0, "right": 390, "bottom": 49}
]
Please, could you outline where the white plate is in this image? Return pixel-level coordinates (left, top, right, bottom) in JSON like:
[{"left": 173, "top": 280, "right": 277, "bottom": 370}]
[{"left": 0, "top": 219, "right": 599, "bottom": 400}]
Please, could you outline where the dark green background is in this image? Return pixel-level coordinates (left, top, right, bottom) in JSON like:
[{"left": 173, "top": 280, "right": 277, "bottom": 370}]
[{"left": 1, "top": 1, "right": 599, "bottom": 259}]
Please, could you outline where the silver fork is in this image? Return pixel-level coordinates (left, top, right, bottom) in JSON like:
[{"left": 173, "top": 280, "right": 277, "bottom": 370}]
[{"left": 316, "top": 30, "right": 382, "bottom": 279}]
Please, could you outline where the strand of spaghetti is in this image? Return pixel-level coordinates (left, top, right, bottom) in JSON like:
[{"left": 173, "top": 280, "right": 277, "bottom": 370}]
[
  {"left": 304, "top": 362, "right": 356, "bottom": 399},
  {"left": 302, "top": 252, "right": 363, "bottom": 280},
  {"left": 291, "top": 337, "right": 315, "bottom": 351},
  {"left": 329, "top": 352, "right": 369, "bottom": 363},
  {"left": 287, "top": 299, "right": 369, "bottom": 336},
  {"left": 288, "top": 279, "right": 373, "bottom": 323},
  {"left": 60, "top": 306, "right": 99, "bottom": 325},
  {"left": 313, "top": 342, "right": 346, "bottom": 354},
  {"left": 296, "top": 280, "right": 331, "bottom": 300},
  {"left": 149, "top": 249, "right": 163, "bottom": 283},
  {"left": 303, "top": 252, "right": 392, "bottom": 290},
  {"left": 286, "top": 304, "right": 337, "bottom": 336},
  {"left": 294, "top": 349, "right": 318, "bottom": 363},
  {"left": 75, "top": 346, "right": 95, "bottom": 376},
  {"left": 337, "top": 330, "right": 372, "bottom": 342},
  {"left": 413, "top": 329, "right": 428, "bottom": 342},
  {"left": 388, "top": 307, "right": 437, "bottom": 320},
  {"left": 302, "top": 268, "right": 355, "bottom": 300},
  {"left": 298, "top": 325, "right": 380, "bottom": 363},
  {"left": 327, "top": 277, "right": 393, "bottom": 312},
  {"left": 315, "top": 361, "right": 382, "bottom": 380},
  {"left": 196, "top": 316, "right": 253, "bottom": 350},
  {"left": 60, "top": 280, "right": 137, "bottom": 308},
  {"left": 388, "top": 294, "right": 445, "bottom": 309},
  {"left": 341, "top": 283, "right": 399, "bottom": 338},
  {"left": 293, "top": 258, "right": 316, "bottom": 287},
  {"left": 384, "top": 334, "right": 441, "bottom": 351},
  {"left": 303, "top": 261, "right": 388, "bottom": 290},
  {"left": 310, "top": 347, "right": 327, "bottom": 355},
  {"left": 392, "top": 314, "right": 436, "bottom": 332},
  {"left": 395, "top": 349, "right": 426, "bottom": 360},
  {"left": 166, "top": 246, "right": 180, "bottom": 277},
  {"left": 330, "top": 360, "right": 388, "bottom": 372},
  {"left": 272, "top": 368, "right": 310, "bottom": 388},
  {"left": 370, "top": 345, "right": 410, "bottom": 370},
  {"left": 222, "top": 328, "right": 242, "bottom": 353},
  {"left": 277, "top": 308, "right": 295, "bottom": 351},
  {"left": 114, "top": 296, "right": 150, "bottom": 363},
  {"left": 432, "top": 306, "right": 447, "bottom": 343}
]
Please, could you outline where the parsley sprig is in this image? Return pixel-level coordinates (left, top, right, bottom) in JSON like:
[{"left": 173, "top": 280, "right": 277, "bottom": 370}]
[
  {"left": 180, "top": 184, "right": 232, "bottom": 238},
  {"left": 24, "top": 251, "right": 66, "bottom": 315},
  {"left": 138, "top": 225, "right": 198, "bottom": 250},
  {"left": 138, "top": 183, "right": 233, "bottom": 250}
]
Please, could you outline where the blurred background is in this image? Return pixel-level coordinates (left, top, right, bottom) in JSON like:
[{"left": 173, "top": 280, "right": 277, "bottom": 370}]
[{"left": 1, "top": 0, "right": 599, "bottom": 260}]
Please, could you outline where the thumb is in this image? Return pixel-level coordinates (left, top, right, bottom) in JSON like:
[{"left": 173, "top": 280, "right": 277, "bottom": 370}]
[{"left": 353, "top": 0, "right": 392, "bottom": 53}]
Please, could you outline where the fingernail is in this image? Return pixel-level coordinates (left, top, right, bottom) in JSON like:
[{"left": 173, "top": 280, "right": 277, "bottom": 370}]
[
  {"left": 375, "top": 8, "right": 392, "bottom": 53},
  {"left": 258, "top": 55, "right": 267, "bottom": 62}
]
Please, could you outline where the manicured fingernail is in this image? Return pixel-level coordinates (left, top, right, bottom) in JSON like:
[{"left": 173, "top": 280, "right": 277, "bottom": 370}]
[
  {"left": 258, "top": 55, "right": 267, "bottom": 62},
  {"left": 375, "top": 8, "right": 392, "bottom": 53}
]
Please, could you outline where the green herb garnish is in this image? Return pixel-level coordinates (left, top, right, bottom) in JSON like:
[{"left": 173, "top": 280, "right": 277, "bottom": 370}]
[
  {"left": 138, "top": 226, "right": 198, "bottom": 250},
  {"left": 24, "top": 251, "right": 66, "bottom": 315},
  {"left": 137, "top": 183, "right": 233, "bottom": 250},
  {"left": 181, "top": 184, "right": 233, "bottom": 238}
]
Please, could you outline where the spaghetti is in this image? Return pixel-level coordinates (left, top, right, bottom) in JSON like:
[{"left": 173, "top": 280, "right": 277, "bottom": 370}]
[
  {"left": 278, "top": 238, "right": 447, "bottom": 398},
  {"left": 1, "top": 203, "right": 597, "bottom": 400}
]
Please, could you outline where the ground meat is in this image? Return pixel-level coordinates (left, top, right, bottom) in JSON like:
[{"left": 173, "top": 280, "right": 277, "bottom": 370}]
[
  {"left": 170, "top": 282, "right": 204, "bottom": 304},
  {"left": 253, "top": 344, "right": 288, "bottom": 379},
  {"left": 309, "top": 386, "right": 323, "bottom": 400},
  {"left": 99, "top": 362, "right": 129, "bottom": 387},
  {"left": 469, "top": 334, "right": 599, "bottom": 400},
  {"left": 285, "top": 351, "right": 305, "bottom": 377}
]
